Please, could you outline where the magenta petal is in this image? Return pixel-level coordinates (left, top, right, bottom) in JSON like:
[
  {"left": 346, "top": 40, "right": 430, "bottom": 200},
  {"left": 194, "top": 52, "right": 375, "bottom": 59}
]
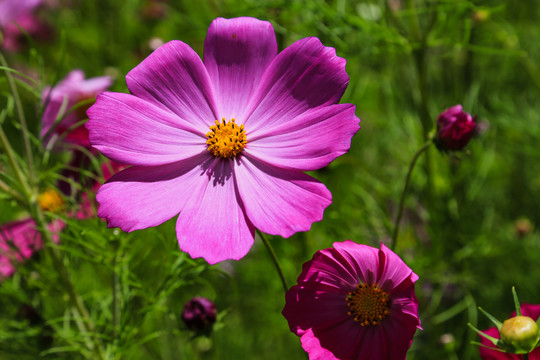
[
  {"left": 204, "top": 17, "right": 277, "bottom": 120},
  {"left": 300, "top": 329, "right": 339, "bottom": 360},
  {"left": 126, "top": 40, "right": 218, "bottom": 129},
  {"left": 235, "top": 156, "right": 331, "bottom": 238},
  {"left": 332, "top": 240, "right": 382, "bottom": 285},
  {"left": 87, "top": 92, "right": 206, "bottom": 166},
  {"left": 176, "top": 158, "right": 255, "bottom": 264},
  {"left": 247, "top": 104, "right": 359, "bottom": 171},
  {"left": 376, "top": 243, "right": 417, "bottom": 294},
  {"left": 243, "top": 37, "right": 348, "bottom": 132},
  {"left": 97, "top": 153, "right": 213, "bottom": 232}
]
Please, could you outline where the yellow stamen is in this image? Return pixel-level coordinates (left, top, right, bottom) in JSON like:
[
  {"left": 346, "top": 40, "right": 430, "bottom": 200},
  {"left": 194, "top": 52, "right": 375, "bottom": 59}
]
[
  {"left": 346, "top": 283, "right": 390, "bottom": 326},
  {"left": 205, "top": 118, "right": 247, "bottom": 158},
  {"left": 37, "top": 189, "right": 64, "bottom": 213}
]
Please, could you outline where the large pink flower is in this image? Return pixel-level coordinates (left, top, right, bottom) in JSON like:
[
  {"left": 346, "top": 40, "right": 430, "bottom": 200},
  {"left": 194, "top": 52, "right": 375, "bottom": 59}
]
[
  {"left": 86, "top": 17, "right": 360, "bottom": 264},
  {"left": 479, "top": 303, "right": 540, "bottom": 360},
  {"left": 282, "top": 241, "right": 421, "bottom": 360},
  {"left": 42, "top": 70, "right": 112, "bottom": 148}
]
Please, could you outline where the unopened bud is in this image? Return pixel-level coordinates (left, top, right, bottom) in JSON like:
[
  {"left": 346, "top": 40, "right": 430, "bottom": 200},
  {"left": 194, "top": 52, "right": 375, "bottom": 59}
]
[
  {"left": 500, "top": 316, "right": 539, "bottom": 352},
  {"left": 181, "top": 297, "right": 217, "bottom": 332}
]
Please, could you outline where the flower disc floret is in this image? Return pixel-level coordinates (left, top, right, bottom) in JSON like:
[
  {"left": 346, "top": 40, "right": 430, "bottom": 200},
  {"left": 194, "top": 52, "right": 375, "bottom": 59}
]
[
  {"left": 38, "top": 189, "right": 64, "bottom": 213},
  {"left": 346, "top": 283, "right": 390, "bottom": 326},
  {"left": 206, "top": 118, "right": 246, "bottom": 158}
]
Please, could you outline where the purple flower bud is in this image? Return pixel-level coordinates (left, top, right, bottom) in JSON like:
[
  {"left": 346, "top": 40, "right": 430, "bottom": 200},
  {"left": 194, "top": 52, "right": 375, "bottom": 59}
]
[
  {"left": 435, "top": 105, "right": 477, "bottom": 151},
  {"left": 181, "top": 297, "right": 217, "bottom": 332}
]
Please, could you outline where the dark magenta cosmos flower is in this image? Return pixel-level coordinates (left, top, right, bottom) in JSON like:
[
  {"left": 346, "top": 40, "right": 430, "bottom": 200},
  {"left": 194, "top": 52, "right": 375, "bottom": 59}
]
[
  {"left": 479, "top": 304, "right": 540, "bottom": 360},
  {"left": 86, "top": 17, "right": 360, "bottom": 264},
  {"left": 181, "top": 297, "right": 217, "bottom": 332},
  {"left": 282, "top": 241, "right": 421, "bottom": 360},
  {"left": 435, "top": 104, "right": 477, "bottom": 151},
  {"left": 42, "top": 70, "right": 112, "bottom": 148}
]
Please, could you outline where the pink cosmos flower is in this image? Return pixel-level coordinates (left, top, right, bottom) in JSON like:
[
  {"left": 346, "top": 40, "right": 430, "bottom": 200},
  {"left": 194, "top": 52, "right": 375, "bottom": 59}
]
[
  {"left": 435, "top": 104, "right": 477, "bottom": 151},
  {"left": 0, "top": 0, "right": 41, "bottom": 26},
  {"left": 0, "top": 218, "right": 62, "bottom": 281},
  {"left": 282, "top": 241, "right": 421, "bottom": 360},
  {"left": 479, "top": 303, "right": 540, "bottom": 360},
  {"left": 42, "top": 70, "right": 112, "bottom": 148},
  {"left": 86, "top": 17, "right": 360, "bottom": 264},
  {"left": 0, "top": 0, "right": 52, "bottom": 52}
]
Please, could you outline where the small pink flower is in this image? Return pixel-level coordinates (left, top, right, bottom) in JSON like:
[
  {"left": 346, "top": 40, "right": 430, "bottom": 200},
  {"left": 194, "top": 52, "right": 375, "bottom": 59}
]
[
  {"left": 282, "top": 241, "right": 421, "bottom": 360},
  {"left": 41, "top": 70, "right": 112, "bottom": 148},
  {"left": 0, "top": 0, "right": 52, "bottom": 52},
  {"left": 0, "top": 218, "right": 62, "bottom": 281},
  {"left": 479, "top": 303, "right": 540, "bottom": 360},
  {"left": 0, "top": 0, "right": 41, "bottom": 27},
  {"left": 86, "top": 17, "right": 360, "bottom": 264},
  {"left": 435, "top": 104, "right": 477, "bottom": 151}
]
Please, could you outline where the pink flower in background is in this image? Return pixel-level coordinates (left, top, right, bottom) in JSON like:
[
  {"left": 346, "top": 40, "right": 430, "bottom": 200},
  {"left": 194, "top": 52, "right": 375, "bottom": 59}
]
[
  {"left": 41, "top": 70, "right": 112, "bottom": 148},
  {"left": 0, "top": 218, "right": 62, "bottom": 281},
  {"left": 0, "top": 0, "right": 52, "bottom": 52},
  {"left": 282, "top": 241, "right": 421, "bottom": 360},
  {"left": 0, "top": 0, "right": 41, "bottom": 26},
  {"left": 479, "top": 304, "right": 540, "bottom": 360},
  {"left": 435, "top": 104, "right": 477, "bottom": 151},
  {"left": 86, "top": 17, "right": 360, "bottom": 264}
]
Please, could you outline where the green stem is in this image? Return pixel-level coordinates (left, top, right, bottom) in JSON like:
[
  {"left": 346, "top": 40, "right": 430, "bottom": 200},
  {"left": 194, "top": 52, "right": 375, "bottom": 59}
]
[
  {"left": 0, "top": 53, "right": 36, "bottom": 189},
  {"left": 0, "top": 124, "right": 33, "bottom": 203},
  {"left": 31, "top": 207, "right": 106, "bottom": 360},
  {"left": 524, "top": 354, "right": 529, "bottom": 360},
  {"left": 391, "top": 140, "right": 432, "bottom": 251},
  {"left": 256, "top": 229, "right": 289, "bottom": 293}
]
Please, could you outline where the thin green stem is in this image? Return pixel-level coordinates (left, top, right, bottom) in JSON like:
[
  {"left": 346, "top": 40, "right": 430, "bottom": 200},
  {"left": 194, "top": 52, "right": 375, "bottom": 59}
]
[
  {"left": 391, "top": 140, "right": 432, "bottom": 251},
  {"left": 524, "top": 354, "right": 529, "bottom": 360},
  {"left": 0, "top": 53, "right": 36, "bottom": 189},
  {"left": 256, "top": 229, "right": 289, "bottom": 293},
  {"left": 32, "top": 207, "right": 106, "bottom": 360},
  {"left": 0, "top": 124, "right": 32, "bottom": 198}
]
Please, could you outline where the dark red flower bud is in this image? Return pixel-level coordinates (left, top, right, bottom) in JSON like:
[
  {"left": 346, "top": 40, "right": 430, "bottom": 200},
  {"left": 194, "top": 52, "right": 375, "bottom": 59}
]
[
  {"left": 181, "top": 297, "right": 217, "bottom": 332},
  {"left": 435, "top": 105, "right": 477, "bottom": 151}
]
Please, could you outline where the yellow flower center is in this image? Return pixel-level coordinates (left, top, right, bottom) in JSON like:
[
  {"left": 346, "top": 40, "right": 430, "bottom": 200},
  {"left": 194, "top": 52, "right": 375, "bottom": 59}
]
[
  {"left": 205, "top": 118, "right": 247, "bottom": 158},
  {"left": 37, "top": 189, "right": 64, "bottom": 213},
  {"left": 346, "top": 283, "right": 390, "bottom": 326}
]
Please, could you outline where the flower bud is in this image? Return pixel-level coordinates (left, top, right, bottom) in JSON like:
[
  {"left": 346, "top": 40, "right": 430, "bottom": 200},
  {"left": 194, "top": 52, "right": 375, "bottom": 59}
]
[
  {"left": 181, "top": 297, "right": 217, "bottom": 332},
  {"left": 435, "top": 105, "right": 477, "bottom": 151},
  {"left": 500, "top": 316, "right": 540, "bottom": 352}
]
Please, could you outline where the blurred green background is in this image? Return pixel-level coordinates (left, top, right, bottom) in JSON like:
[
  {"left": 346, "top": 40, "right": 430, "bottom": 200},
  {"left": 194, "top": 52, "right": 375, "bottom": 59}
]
[{"left": 1, "top": 0, "right": 539, "bottom": 359}]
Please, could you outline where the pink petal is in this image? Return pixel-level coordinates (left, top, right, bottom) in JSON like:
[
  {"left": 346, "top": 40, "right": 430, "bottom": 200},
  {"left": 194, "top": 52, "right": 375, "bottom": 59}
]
[
  {"left": 126, "top": 40, "right": 218, "bottom": 129},
  {"left": 96, "top": 153, "right": 213, "bottom": 232},
  {"left": 517, "top": 303, "right": 540, "bottom": 320},
  {"left": 234, "top": 156, "right": 331, "bottom": 238},
  {"left": 243, "top": 37, "right": 348, "bottom": 133},
  {"left": 478, "top": 327, "right": 515, "bottom": 360},
  {"left": 297, "top": 245, "right": 373, "bottom": 290},
  {"left": 376, "top": 243, "right": 418, "bottom": 294},
  {"left": 246, "top": 104, "right": 360, "bottom": 171},
  {"left": 87, "top": 92, "right": 206, "bottom": 166},
  {"left": 332, "top": 240, "right": 382, "bottom": 285},
  {"left": 203, "top": 17, "right": 277, "bottom": 121},
  {"left": 299, "top": 329, "right": 339, "bottom": 360},
  {"left": 176, "top": 158, "right": 255, "bottom": 264},
  {"left": 0, "top": 0, "right": 41, "bottom": 26}
]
